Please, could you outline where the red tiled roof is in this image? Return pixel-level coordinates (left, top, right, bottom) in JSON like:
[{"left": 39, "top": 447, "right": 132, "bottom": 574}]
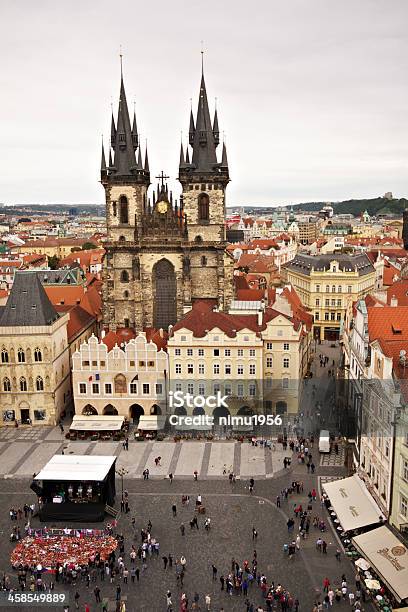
[
  {"left": 280, "top": 286, "right": 313, "bottom": 330},
  {"left": 44, "top": 285, "right": 85, "bottom": 306},
  {"left": 172, "top": 301, "right": 262, "bottom": 338},
  {"left": 102, "top": 328, "right": 137, "bottom": 351},
  {"left": 383, "top": 261, "right": 400, "bottom": 286},
  {"left": 236, "top": 253, "right": 279, "bottom": 274},
  {"left": 234, "top": 275, "right": 250, "bottom": 291},
  {"left": 368, "top": 306, "right": 408, "bottom": 342},
  {"left": 236, "top": 289, "right": 265, "bottom": 301},
  {"left": 386, "top": 280, "right": 408, "bottom": 306},
  {"left": 54, "top": 304, "right": 95, "bottom": 342},
  {"left": 144, "top": 327, "right": 168, "bottom": 351}
]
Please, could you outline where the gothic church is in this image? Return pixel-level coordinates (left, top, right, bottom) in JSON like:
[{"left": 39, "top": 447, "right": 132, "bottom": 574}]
[{"left": 101, "top": 65, "right": 234, "bottom": 331}]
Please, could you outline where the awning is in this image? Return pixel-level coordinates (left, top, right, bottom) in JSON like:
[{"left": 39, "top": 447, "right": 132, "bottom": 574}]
[
  {"left": 352, "top": 526, "right": 408, "bottom": 602},
  {"left": 138, "top": 415, "right": 166, "bottom": 431},
  {"left": 70, "top": 415, "right": 125, "bottom": 432},
  {"left": 34, "top": 455, "right": 116, "bottom": 482},
  {"left": 322, "top": 474, "right": 383, "bottom": 531}
]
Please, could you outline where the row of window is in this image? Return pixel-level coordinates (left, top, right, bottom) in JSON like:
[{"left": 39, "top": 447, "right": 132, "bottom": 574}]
[
  {"left": 314, "top": 312, "right": 342, "bottom": 322},
  {"left": 315, "top": 285, "right": 352, "bottom": 293},
  {"left": 3, "top": 376, "right": 44, "bottom": 392},
  {"left": 81, "top": 359, "right": 156, "bottom": 368},
  {"left": 315, "top": 299, "right": 343, "bottom": 307},
  {"left": 173, "top": 344, "right": 289, "bottom": 357},
  {"left": 173, "top": 379, "right": 291, "bottom": 395},
  {"left": 1, "top": 348, "right": 43, "bottom": 364},
  {"left": 174, "top": 359, "right": 290, "bottom": 375},
  {"left": 115, "top": 193, "right": 211, "bottom": 225},
  {"left": 79, "top": 382, "right": 162, "bottom": 396}
]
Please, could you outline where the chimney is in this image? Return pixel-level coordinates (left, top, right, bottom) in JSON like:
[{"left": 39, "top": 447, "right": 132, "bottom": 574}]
[
  {"left": 258, "top": 309, "right": 263, "bottom": 326},
  {"left": 101, "top": 330, "right": 106, "bottom": 339},
  {"left": 390, "top": 295, "right": 398, "bottom": 307},
  {"left": 159, "top": 328, "right": 164, "bottom": 338}
]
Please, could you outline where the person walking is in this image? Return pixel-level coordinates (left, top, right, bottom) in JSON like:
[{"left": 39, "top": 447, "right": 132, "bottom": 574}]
[
  {"left": 205, "top": 594, "right": 211, "bottom": 610},
  {"left": 252, "top": 527, "right": 258, "bottom": 540},
  {"left": 211, "top": 564, "right": 217, "bottom": 580},
  {"left": 172, "top": 504, "right": 177, "bottom": 517},
  {"left": 94, "top": 586, "right": 101, "bottom": 603},
  {"left": 74, "top": 592, "right": 80, "bottom": 610},
  {"left": 180, "top": 523, "right": 185, "bottom": 536},
  {"left": 166, "top": 590, "right": 173, "bottom": 611}
]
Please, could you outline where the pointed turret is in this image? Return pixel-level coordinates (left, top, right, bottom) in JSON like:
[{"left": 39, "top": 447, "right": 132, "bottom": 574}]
[
  {"left": 131, "top": 110, "right": 138, "bottom": 150},
  {"left": 179, "top": 142, "right": 185, "bottom": 168},
  {"left": 190, "top": 72, "right": 218, "bottom": 172},
  {"left": 100, "top": 139, "right": 107, "bottom": 180},
  {"left": 213, "top": 107, "right": 219, "bottom": 147},
  {"left": 110, "top": 73, "right": 137, "bottom": 177},
  {"left": 109, "top": 148, "right": 113, "bottom": 168},
  {"left": 110, "top": 112, "right": 116, "bottom": 148},
  {"left": 221, "top": 141, "right": 228, "bottom": 169},
  {"left": 144, "top": 145, "right": 149, "bottom": 172},
  {"left": 137, "top": 147, "right": 143, "bottom": 170},
  {"left": 189, "top": 108, "right": 195, "bottom": 146}
]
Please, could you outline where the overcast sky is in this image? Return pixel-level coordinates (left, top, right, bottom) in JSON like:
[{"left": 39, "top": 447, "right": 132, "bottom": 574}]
[{"left": 1, "top": 0, "right": 407, "bottom": 207}]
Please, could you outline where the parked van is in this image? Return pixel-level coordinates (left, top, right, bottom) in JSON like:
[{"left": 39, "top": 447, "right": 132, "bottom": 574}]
[{"left": 318, "top": 430, "right": 330, "bottom": 453}]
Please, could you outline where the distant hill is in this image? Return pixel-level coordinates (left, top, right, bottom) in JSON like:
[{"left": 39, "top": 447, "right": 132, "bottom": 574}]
[
  {"left": 294, "top": 197, "right": 408, "bottom": 217},
  {"left": 229, "top": 197, "right": 408, "bottom": 217}
]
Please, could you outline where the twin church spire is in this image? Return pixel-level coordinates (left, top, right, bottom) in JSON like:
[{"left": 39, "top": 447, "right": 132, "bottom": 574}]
[
  {"left": 101, "top": 61, "right": 228, "bottom": 184},
  {"left": 101, "top": 71, "right": 149, "bottom": 183}
]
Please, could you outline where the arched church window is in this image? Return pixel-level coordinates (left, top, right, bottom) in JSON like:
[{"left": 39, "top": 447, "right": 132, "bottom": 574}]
[
  {"left": 19, "top": 377, "right": 27, "bottom": 392},
  {"left": 120, "top": 270, "right": 129, "bottom": 283},
  {"left": 119, "top": 196, "right": 129, "bottom": 224},
  {"left": 123, "top": 290, "right": 129, "bottom": 299},
  {"left": 1, "top": 348, "right": 9, "bottom": 363},
  {"left": 3, "top": 377, "right": 11, "bottom": 392},
  {"left": 112, "top": 201, "right": 117, "bottom": 217},
  {"left": 36, "top": 376, "right": 44, "bottom": 391},
  {"left": 198, "top": 193, "right": 209, "bottom": 221},
  {"left": 34, "top": 348, "right": 42, "bottom": 362},
  {"left": 201, "top": 256, "right": 207, "bottom": 266},
  {"left": 17, "top": 348, "right": 25, "bottom": 363},
  {"left": 119, "top": 236, "right": 126, "bottom": 242},
  {"left": 194, "top": 235, "right": 203, "bottom": 244}
]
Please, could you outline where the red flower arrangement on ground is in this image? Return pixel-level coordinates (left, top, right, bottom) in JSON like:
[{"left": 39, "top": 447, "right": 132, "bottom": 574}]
[{"left": 11, "top": 534, "right": 117, "bottom": 569}]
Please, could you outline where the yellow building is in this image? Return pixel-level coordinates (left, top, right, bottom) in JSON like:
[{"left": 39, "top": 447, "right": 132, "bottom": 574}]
[
  {"left": 283, "top": 254, "right": 376, "bottom": 341},
  {"left": 0, "top": 271, "right": 71, "bottom": 426},
  {"left": 167, "top": 295, "right": 312, "bottom": 418}
]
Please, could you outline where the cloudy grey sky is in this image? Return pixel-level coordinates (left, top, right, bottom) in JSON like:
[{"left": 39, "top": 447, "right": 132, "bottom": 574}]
[{"left": 1, "top": 0, "right": 407, "bottom": 207}]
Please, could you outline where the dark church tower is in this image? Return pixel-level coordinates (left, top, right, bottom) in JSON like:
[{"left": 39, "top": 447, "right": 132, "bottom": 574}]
[
  {"left": 178, "top": 66, "right": 233, "bottom": 311},
  {"left": 101, "top": 69, "right": 150, "bottom": 330},
  {"left": 101, "top": 62, "right": 234, "bottom": 333}
]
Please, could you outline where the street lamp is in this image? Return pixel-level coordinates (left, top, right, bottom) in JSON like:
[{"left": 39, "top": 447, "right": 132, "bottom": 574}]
[{"left": 115, "top": 467, "right": 129, "bottom": 501}]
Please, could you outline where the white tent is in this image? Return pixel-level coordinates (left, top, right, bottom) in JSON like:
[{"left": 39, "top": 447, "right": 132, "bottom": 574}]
[
  {"left": 138, "top": 415, "right": 166, "bottom": 431},
  {"left": 34, "top": 455, "right": 116, "bottom": 482},
  {"left": 353, "top": 526, "right": 408, "bottom": 602},
  {"left": 322, "top": 474, "right": 383, "bottom": 531},
  {"left": 70, "top": 415, "right": 125, "bottom": 432}
]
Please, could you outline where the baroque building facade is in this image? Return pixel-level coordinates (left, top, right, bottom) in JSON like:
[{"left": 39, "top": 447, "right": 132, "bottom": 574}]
[{"left": 101, "top": 67, "right": 234, "bottom": 332}]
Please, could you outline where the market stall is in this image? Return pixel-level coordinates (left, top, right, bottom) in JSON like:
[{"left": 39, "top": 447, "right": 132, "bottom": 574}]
[
  {"left": 31, "top": 455, "right": 117, "bottom": 522},
  {"left": 68, "top": 415, "right": 126, "bottom": 440},
  {"left": 322, "top": 474, "right": 384, "bottom": 532},
  {"left": 352, "top": 526, "right": 408, "bottom": 604},
  {"left": 136, "top": 415, "right": 166, "bottom": 438}
]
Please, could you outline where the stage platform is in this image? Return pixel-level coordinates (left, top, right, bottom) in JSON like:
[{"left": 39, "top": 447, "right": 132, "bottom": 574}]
[{"left": 39, "top": 502, "right": 106, "bottom": 522}]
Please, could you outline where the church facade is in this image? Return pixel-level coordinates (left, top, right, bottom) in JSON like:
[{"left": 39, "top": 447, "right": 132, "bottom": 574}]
[{"left": 101, "top": 66, "right": 234, "bottom": 332}]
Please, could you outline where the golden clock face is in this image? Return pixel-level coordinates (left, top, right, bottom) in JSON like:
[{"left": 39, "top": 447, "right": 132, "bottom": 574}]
[{"left": 157, "top": 201, "right": 168, "bottom": 214}]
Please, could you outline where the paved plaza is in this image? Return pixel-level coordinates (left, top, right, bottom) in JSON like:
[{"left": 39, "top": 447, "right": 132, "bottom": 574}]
[
  {"left": 0, "top": 342, "right": 366, "bottom": 611},
  {"left": 0, "top": 432, "right": 289, "bottom": 481},
  {"left": 0, "top": 453, "right": 358, "bottom": 612}
]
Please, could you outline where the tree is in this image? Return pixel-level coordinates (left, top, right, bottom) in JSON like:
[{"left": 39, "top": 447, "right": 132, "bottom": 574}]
[
  {"left": 82, "top": 242, "right": 98, "bottom": 250},
  {"left": 48, "top": 255, "right": 60, "bottom": 270}
]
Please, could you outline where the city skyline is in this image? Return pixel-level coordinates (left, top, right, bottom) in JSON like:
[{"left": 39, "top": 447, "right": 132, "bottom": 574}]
[{"left": 0, "top": 0, "right": 407, "bottom": 206}]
